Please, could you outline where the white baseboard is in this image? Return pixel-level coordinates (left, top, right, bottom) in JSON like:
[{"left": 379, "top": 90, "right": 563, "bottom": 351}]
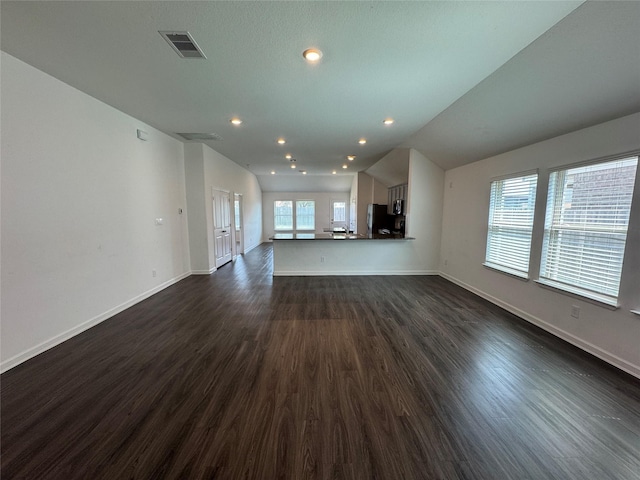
[
  {"left": 273, "top": 270, "right": 439, "bottom": 276},
  {"left": 244, "top": 241, "right": 261, "bottom": 253},
  {"left": 191, "top": 266, "right": 216, "bottom": 275},
  {"left": 0, "top": 271, "right": 192, "bottom": 373},
  {"left": 439, "top": 272, "right": 640, "bottom": 379}
]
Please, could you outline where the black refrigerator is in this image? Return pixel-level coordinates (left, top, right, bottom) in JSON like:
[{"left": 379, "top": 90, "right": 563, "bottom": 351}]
[{"left": 367, "top": 204, "right": 389, "bottom": 235}]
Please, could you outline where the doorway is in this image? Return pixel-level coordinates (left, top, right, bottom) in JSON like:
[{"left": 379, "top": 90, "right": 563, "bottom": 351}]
[
  {"left": 212, "top": 188, "right": 232, "bottom": 268},
  {"left": 234, "top": 193, "right": 244, "bottom": 256}
]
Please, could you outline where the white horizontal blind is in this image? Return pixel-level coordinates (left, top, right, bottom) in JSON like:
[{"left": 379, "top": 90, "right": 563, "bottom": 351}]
[
  {"left": 295, "top": 200, "right": 315, "bottom": 231},
  {"left": 274, "top": 200, "right": 293, "bottom": 230},
  {"left": 540, "top": 156, "right": 638, "bottom": 300},
  {"left": 333, "top": 202, "right": 346, "bottom": 223},
  {"left": 485, "top": 173, "right": 538, "bottom": 276}
]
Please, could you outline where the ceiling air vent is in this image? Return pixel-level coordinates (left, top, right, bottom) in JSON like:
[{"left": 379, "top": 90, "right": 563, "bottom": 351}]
[
  {"left": 177, "top": 133, "right": 223, "bottom": 141},
  {"left": 159, "top": 31, "right": 206, "bottom": 59}
]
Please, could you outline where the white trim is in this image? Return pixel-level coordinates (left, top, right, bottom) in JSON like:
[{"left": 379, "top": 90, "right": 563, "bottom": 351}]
[
  {"left": 243, "top": 241, "right": 261, "bottom": 253},
  {"left": 535, "top": 278, "right": 619, "bottom": 310},
  {"left": 547, "top": 150, "right": 639, "bottom": 173},
  {"left": 0, "top": 271, "right": 192, "bottom": 373},
  {"left": 439, "top": 271, "right": 640, "bottom": 379},
  {"left": 483, "top": 262, "right": 530, "bottom": 281},
  {"left": 273, "top": 270, "right": 439, "bottom": 276},
  {"left": 489, "top": 168, "right": 538, "bottom": 183},
  {"left": 631, "top": 310, "right": 640, "bottom": 316},
  {"left": 191, "top": 266, "right": 216, "bottom": 275}
]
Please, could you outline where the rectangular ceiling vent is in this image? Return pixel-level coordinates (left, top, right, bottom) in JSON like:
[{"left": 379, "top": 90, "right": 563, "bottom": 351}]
[
  {"left": 159, "top": 31, "right": 206, "bottom": 59},
  {"left": 177, "top": 133, "right": 223, "bottom": 141}
]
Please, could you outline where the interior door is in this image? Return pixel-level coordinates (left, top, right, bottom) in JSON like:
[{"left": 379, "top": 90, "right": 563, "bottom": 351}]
[{"left": 213, "top": 189, "right": 232, "bottom": 268}]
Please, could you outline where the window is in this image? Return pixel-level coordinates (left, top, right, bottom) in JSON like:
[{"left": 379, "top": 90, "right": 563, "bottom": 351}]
[
  {"left": 332, "top": 201, "right": 347, "bottom": 230},
  {"left": 539, "top": 155, "right": 638, "bottom": 304},
  {"left": 484, "top": 172, "right": 538, "bottom": 278},
  {"left": 333, "top": 201, "right": 346, "bottom": 223},
  {"left": 274, "top": 201, "right": 293, "bottom": 230},
  {"left": 274, "top": 200, "right": 315, "bottom": 231},
  {"left": 295, "top": 200, "right": 315, "bottom": 230}
]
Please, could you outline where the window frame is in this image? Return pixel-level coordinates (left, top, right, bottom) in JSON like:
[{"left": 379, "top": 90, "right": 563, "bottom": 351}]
[
  {"left": 483, "top": 170, "right": 539, "bottom": 279},
  {"left": 273, "top": 200, "right": 294, "bottom": 231},
  {"left": 273, "top": 199, "right": 316, "bottom": 232},
  {"left": 295, "top": 200, "right": 315, "bottom": 231},
  {"left": 537, "top": 153, "right": 638, "bottom": 306}
]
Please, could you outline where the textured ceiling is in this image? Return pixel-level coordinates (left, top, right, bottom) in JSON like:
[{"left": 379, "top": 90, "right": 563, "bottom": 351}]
[{"left": 2, "top": 1, "right": 637, "bottom": 192}]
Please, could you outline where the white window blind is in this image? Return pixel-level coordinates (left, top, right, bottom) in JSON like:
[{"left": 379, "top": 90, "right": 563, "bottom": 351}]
[
  {"left": 539, "top": 156, "right": 638, "bottom": 302},
  {"left": 274, "top": 201, "right": 293, "bottom": 230},
  {"left": 333, "top": 202, "right": 346, "bottom": 223},
  {"left": 295, "top": 200, "right": 315, "bottom": 231},
  {"left": 485, "top": 173, "right": 538, "bottom": 277}
]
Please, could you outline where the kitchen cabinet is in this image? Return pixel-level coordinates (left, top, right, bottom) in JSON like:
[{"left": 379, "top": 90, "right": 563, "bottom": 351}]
[{"left": 387, "top": 184, "right": 408, "bottom": 214}]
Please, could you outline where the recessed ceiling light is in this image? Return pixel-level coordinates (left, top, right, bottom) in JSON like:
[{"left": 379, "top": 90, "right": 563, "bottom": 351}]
[
  {"left": 285, "top": 154, "right": 292, "bottom": 159},
  {"left": 342, "top": 164, "right": 348, "bottom": 169},
  {"left": 270, "top": 171, "right": 276, "bottom": 175},
  {"left": 332, "top": 170, "right": 337, "bottom": 174},
  {"left": 290, "top": 164, "right": 296, "bottom": 169},
  {"left": 383, "top": 118, "right": 394, "bottom": 125},
  {"left": 277, "top": 138, "right": 286, "bottom": 144},
  {"left": 358, "top": 138, "right": 367, "bottom": 145},
  {"left": 303, "top": 48, "right": 323, "bottom": 62},
  {"left": 301, "top": 170, "right": 307, "bottom": 175},
  {"left": 347, "top": 155, "right": 356, "bottom": 161},
  {"left": 230, "top": 118, "right": 243, "bottom": 125}
]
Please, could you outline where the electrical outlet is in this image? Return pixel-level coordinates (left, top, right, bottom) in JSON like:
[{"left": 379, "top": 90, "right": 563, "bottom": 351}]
[
  {"left": 444, "top": 259, "right": 449, "bottom": 266},
  {"left": 571, "top": 305, "right": 580, "bottom": 319},
  {"left": 152, "top": 269, "right": 157, "bottom": 278},
  {"left": 320, "top": 256, "right": 325, "bottom": 263}
]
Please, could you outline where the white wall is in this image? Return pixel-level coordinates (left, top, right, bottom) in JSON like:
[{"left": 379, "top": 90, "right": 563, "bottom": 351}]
[
  {"left": 356, "top": 173, "right": 374, "bottom": 234},
  {"left": 272, "top": 149, "right": 444, "bottom": 275},
  {"left": 184, "top": 144, "right": 263, "bottom": 272},
  {"left": 184, "top": 146, "right": 209, "bottom": 273},
  {"left": 262, "top": 191, "right": 350, "bottom": 240},
  {"left": 1, "top": 53, "right": 191, "bottom": 371},
  {"left": 406, "top": 149, "right": 444, "bottom": 270},
  {"left": 349, "top": 175, "right": 358, "bottom": 233},
  {"left": 440, "top": 113, "right": 640, "bottom": 377},
  {"left": 273, "top": 239, "right": 426, "bottom": 275},
  {"left": 372, "top": 178, "right": 388, "bottom": 205},
  {"left": 365, "top": 147, "right": 410, "bottom": 188},
  {"left": 203, "top": 145, "right": 263, "bottom": 266}
]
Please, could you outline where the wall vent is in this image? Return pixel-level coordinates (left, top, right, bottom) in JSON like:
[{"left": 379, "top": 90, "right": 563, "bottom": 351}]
[
  {"left": 159, "top": 31, "right": 206, "bottom": 59},
  {"left": 177, "top": 133, "right": 223, "bottom": 141}
]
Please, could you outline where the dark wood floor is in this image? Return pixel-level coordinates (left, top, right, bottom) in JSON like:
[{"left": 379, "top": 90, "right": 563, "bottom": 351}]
[{"left": 2, "top": 244, "right": 639, "bottom": 480}]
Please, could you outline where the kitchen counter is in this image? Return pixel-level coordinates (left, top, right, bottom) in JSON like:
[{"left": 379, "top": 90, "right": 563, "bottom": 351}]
[
  {"left": 270, "top": 233, "right": 413, "bottom": 240},
  {"left": 270, "top": 232, "right": 426, "bottom": 276}
]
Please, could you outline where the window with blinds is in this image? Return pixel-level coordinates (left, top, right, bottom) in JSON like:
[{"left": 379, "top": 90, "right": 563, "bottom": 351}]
[
  {"left": 274, "top": 201, "right": 293, "bottom": 230},
  {"left": 295, "top": 200, "right": 315, "bottom": 231},
  {"left": 539, "top": 155, "right": 638, "bottom": 304},
  {"left": 484, "top": 172, "right": 538, "bottom": 278}
]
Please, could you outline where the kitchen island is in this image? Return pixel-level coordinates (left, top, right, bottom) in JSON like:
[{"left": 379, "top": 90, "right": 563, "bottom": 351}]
[{"left": 270, "top": 233, "right": 428, "bottom": 276}]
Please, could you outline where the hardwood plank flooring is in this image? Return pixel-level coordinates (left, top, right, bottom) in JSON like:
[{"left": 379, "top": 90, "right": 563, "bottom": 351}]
[{"left": 2, "top": 244, "right": 639, "bottom": 479}]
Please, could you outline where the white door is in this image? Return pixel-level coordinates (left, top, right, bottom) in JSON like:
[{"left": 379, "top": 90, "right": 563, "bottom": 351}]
[
  {"left": 213, "top": 188, "right": 232, "bottom": 268},
  {"left": 330, "top": 199, "right": 347, "bottom": 231}
]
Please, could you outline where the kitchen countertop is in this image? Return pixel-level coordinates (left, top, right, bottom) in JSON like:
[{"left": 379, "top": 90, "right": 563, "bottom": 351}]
[{"left": 270, "top": 233, "right": 413, "bottom": 240}]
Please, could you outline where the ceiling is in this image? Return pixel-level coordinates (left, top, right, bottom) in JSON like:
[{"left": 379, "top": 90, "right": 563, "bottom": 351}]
[{"left": 2, "top": 1, "right": 638, "bottom": 192}]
